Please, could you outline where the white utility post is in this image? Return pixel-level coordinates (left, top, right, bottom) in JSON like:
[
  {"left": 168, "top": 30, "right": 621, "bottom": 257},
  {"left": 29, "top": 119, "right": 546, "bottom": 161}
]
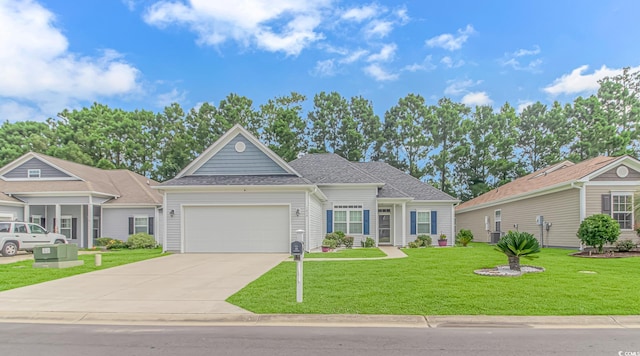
[{"left": 292, "top": 229, "right": 305, "bottom": 303}]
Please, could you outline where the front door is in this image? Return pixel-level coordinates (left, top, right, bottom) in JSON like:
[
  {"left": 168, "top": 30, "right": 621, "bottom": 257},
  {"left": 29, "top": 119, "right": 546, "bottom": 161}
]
[{"left": 378, "top": 210, "right": 392, "bottom": 244}]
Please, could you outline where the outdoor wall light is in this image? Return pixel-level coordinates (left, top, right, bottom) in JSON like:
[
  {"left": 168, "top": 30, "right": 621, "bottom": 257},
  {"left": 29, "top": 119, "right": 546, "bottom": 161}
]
[
  {"left": 296, "top": 208, "right": 300, "bottom": 217},
  {"left": 169, "top": 209, "right": 175, "bottom": 218}
]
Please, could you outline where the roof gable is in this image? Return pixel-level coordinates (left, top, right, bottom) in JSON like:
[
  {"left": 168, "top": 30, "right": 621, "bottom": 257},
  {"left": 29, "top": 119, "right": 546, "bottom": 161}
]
[
  {"left": 177, "top": 125, "right": 300, "bottom": 178},
  {"left": 0, "top": 153, "right": 80, "bottom": 181}
]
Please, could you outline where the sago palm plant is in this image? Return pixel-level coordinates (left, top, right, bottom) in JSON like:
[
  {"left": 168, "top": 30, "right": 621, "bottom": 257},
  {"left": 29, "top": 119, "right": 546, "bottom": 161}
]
[{"left": 494, "top": 231, "right": 541, "bottom": 271}]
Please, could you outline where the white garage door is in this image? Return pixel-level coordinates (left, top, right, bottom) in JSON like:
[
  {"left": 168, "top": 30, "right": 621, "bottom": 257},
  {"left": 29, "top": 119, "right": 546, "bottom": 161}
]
[{"left": 183, "top": 205, "right": 290, "bottom": 253}]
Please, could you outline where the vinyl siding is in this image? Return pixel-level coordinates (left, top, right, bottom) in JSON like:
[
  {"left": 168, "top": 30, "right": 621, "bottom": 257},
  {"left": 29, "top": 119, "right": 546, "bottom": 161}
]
[
  {"left": 102, "top": 207, "right": 156, "bottom": 241},
  {"left": 591, "top": 164, "right": 640, "bottom": 181},
  {"left": 456, "top": 188, "right": 581, "bottom": 248},
  {"left": 320, "top": 186, "right": 377, "bottom": 247},
  {"left": 17, "top": 196, "right": 93, "bottom": 205},
  {"left": 193, "top": 135, "right": 288, "bottom": 175},
  {"left": 406, "top": 202, "right": 455, "bottom": 246},
  {"left": 308, "top": 194, "right": 323, "bottom": 250},
  {"left": 0, "top": 205, "right": 24, "bottom": 221},
  {"left": 3, "top": 158, "right": 73, "bottom": 179},
  {"left": 165, "top": 191, "right": 306, "bottom": 252},
  {"left": 585, "top": 184, "right": 640, "bottom": 243}
]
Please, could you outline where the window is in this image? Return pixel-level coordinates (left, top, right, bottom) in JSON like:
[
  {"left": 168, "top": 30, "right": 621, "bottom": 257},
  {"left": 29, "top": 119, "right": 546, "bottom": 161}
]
[
  {"left": 93, "top": 217, "right": 100, "bottom": 239},
  {"left": 612, "top": 193, "right": 633, "bottom": 230},
  {"left": 60, "top": 216, "right": 72, "bottom": 239},
  {"left": 31, "top": 215, "right": 42, "bottom": 226},
  {"left": 29, "top": 224, "right": 46, "bottom": 234},
  {"left": 495, "top": 209, "right": 502, "bottom": 232},
  {"left": 416, "top": 211, "right": 431, "bottom": 234},
  {"left": 13, "top": 223, "right": 27, "bottom": 233},
  {"left": 333, "top": 205, "right": 363, "bottom": 234},
  {"left": 27, "top": 169, "right": 41, "bottom": 178},
  {"left": 134, "top": 216, "right": 149, "bottom": 234},
  {"left": 0, "top": 223, "right": 10, "bottom": 233}
]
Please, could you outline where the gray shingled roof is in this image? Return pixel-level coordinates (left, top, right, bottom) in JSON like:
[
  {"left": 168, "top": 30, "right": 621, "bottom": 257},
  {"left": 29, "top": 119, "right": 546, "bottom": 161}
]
[
  {"left": 356, "top": 161, "right": 457, "bottom": 201},
  {"left": 288, "top": 153, "right": 382, "bottom": 184},
  {"left": 161, "top": 175, "right": 312, "bottom": 186}
]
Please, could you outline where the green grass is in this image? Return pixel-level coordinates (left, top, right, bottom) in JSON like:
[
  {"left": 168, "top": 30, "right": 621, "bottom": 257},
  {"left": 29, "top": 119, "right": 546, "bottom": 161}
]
[
  {"left": 303, "top": 248, "right": 387, "bottom": 259},
  {"left": 228, "top": 243, "right": 640, "bottom": 315},
  {"left": 0, "top": 248, "right": 167, "bottom": 292}
]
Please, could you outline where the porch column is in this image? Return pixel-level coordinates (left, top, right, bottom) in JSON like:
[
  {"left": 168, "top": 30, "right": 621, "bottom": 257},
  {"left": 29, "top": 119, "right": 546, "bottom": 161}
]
[
  {"left": 23, "top": 205, "right": 29, "bottom": 222},
  {"left": 87, "top": 204, "right": 94, "bottom": 249},
  {"left": 401, "top": 202, "right": 406, "bottom": 247},
  {"left": 55, "top": 204, "right": 61, "bottom": 233}
]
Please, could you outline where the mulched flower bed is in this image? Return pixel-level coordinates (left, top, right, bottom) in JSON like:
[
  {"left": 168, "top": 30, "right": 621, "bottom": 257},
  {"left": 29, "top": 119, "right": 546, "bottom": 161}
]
[{"left": 571, "top": 251, "right": 640, "bottom": 258}]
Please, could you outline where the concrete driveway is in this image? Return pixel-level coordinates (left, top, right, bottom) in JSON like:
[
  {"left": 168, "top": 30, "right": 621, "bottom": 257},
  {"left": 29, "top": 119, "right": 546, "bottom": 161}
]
[{"left": 0, "top": 253, "right": 287, "bottom": 315}]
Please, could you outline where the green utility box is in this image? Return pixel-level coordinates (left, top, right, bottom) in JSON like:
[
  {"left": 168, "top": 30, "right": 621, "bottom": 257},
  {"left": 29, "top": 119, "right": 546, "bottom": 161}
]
[{"left": 33, "top": 244, "right": 83, "bottom": 269}]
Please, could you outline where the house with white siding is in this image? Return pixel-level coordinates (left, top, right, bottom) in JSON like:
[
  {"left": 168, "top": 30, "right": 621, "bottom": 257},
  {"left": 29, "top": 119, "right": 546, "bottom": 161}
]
[
  {"left": 455, "top": 155, "right": 640, "bottom": 248},
  {"left": 0, "top": 153, "right": 162, "bottom": 248},
  {"left": 157, "top": 124, "right": 458, "bottom": 253}
]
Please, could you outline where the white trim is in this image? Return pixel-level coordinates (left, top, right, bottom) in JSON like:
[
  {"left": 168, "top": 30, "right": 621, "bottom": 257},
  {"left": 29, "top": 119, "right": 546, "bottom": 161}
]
[
  {"left": 101, "top": 204, "right": 160, "bottom": 209},
  {"left": 155, "top": 184, "right": 316, "bottom": 192},
  {"left": 583, "top": 181, "right": 640, "bottom": 186},
  {"left": 317, "top": 183, "right": 384, "bottom": 188},
  {"left": 133, "top": 215, "right": 149, "bottom": 234},
  {"left": 416, "top": 210, "right": 431, "bottom": 235},
  {"left": 332, "top": 203, "right": 364, "bottom": 235},
  {"left": 0, "top": 199, "right": 26, "bottom": 207},
  {"left": 176, "top": 124, "right": 302, "bottom": 178},
  {"left": 411, "top": 199, "right": 461, "bottom": 204},
  {"left": 401, "top": 202, "right": 406, "bottom": 247},
  {"left": 2, "top": 177, "right": 80, "bottom": 182},
  {"left": 180, "top": 203, "right": 292, "bottom": 253},
  {"left": 0, "top": 153, "right": 85, "bottom": 181},
  {"left": 457, "top": 182, "right": 575, "bottom": 213},
  {"left": 611, "top": 191, "right": 634, "bottom": 231},
  {"left": 162, "top": 191, "right": 168, "bottom": 253},
  {"left": 580, "top": 156, "right": 640, "bottom": 181},
  {"left": 27, "top": 169, "right": 41, "bottom": 178},
  {"left": 305, "top": 190, "right": 310, "bottom": 252},
  {"left": 578, "top": 183, "right": 586, "bottom": 221},
  {"left": 7, "top": 191, "right": 118, "bottom": 198}
]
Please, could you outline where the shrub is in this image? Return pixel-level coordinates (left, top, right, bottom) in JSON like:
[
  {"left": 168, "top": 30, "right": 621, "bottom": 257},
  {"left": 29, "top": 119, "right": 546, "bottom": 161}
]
[
  {"left": 417, "top": 234, "right": 432, "bottom": 247},
  {"left": 343, "top": 236, "right": 354, "bottom": 248},
  {"left": 576, "top": 214, "right": 620, "bottom": 253},
  {"left": 95, "top": 237, "right": 112, "bottom": 247},
  {"left": 325, "top": 232, "right": 342, "bottom": 247},
  {"left": 615, "top": 239, "right": 636, "bottom": 252},
  {"left": 106, "top": 238, "right": 128, "bottom": 250},
  {"left": 361, "top": 236, "right": 375, "bottom": 248},
  {"left": 322, "top": 238, "right": 337, "bottom": 249},
  {"left": 408, "top": 241, "right": 420, "bottom": 248},
  {"left": 456, "top": 229, "right": 474, "bottom": 247},
  {"left": 127, "top": 233, "right": 156, "bottom": 249},
  {"left": 494, "top": 231, "right": 541, "bottom": 271}
]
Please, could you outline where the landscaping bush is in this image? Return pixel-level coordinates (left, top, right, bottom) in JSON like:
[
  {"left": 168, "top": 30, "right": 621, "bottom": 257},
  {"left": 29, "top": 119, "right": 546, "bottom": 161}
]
[
  {"left": 127, "top": 233, "right": 156, "bottom": 249},
  {"left": 105, "top": 238, "right": 128, "bottom": 250},
  {"left": 576, "top": 214, "right": 620, "bottom": 253},
  {"left": 322, "top": 238, "right": 337, "bottom": 249},
  {"left": 408, "top": 241, "right": 420, "bottom": 248},
  {"left": 456, "top": 229, "right": 474, "bottom": 246},
  {"left": 417, "top": 234, "right": 432, "bottom": 247},
  {"left": 95, "top": 237, "right": 112, "bottom": 247},
  {"left": 325, "top": 232, "right": 342, "bottom": 247},
  {"left": 361, "top": 236, "right": 375, "bottom": 248},
  {"left": 343, "top": 236, "right": 354, "bottom": 248},
  {"left": 494, "top": 231, "right": 540, "bottom": 271},
  {"left": 615, "top": 239, "right": 636, "bottom": 252}
]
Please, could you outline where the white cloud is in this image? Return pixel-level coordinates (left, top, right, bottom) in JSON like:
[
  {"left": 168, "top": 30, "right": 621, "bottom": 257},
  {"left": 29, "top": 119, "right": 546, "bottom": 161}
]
[
  {"left": 516, "top": 100, "right": 534, "bottom": 114},
  {"left": 144, "top": 0, "right": 331, "bottom": 56},
  {"left": 0, "top": 0, "right": 140, "bottom": 120},
  {"left": 341, "top": 4, "right": 380, "bottom": 22},
  {"left": 364, "top": 20, "right": 393, "bottom": 38},
  {"left": 543, "top": 65, "right": 640, "bottom": 96},
  {"left": 364, "top": 64, "right": 398, "bottom": 81},
  {"left": 0, "top": 100, "right": 41, "bottom": 122},
  {"left": 367, "top": 43, "right": 397, "bottom": 62},
  {"left": 156, "top": 88, "right": 187, "bottom": 107},
  {"left": 461, "top": 91, "right": 492, "bottom": 106},
  {"left": 311, "top": 59, "right": 336, "bottom": 77},
  {"left": 403, "top": 55, "right": 436, "bottom": 72},
  {"left": 444, "top": 79, "right": 482, "bottom": 96},
  {"left": 426, "top": 24, "right": 475, "bottom": 51},
  {"left": 339, "top": 49, "right": 368, "bottom": 64},
  {"left": 500, "top": 45, "right": 542, "bottom": 72},
  {"left": 440, "top": 56, "right": 465, "bottom": 68}
]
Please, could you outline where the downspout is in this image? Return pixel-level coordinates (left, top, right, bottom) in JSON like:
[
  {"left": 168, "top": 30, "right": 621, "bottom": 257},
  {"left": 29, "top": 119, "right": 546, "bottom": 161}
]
[{"left": 572, "top": 182, "right": 586, "bottom": 251}]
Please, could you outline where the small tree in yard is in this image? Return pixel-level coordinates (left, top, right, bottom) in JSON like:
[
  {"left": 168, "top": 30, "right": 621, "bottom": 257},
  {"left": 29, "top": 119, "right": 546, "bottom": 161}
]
[
  {"left": 494, "top": 231, "right": 541, "bottom": 271},
  {"left": 577, "top": 214, "right": 620, "bottom": 253},
  {"left": 455, "top": 229, "right": 473, "bottom": 247}
]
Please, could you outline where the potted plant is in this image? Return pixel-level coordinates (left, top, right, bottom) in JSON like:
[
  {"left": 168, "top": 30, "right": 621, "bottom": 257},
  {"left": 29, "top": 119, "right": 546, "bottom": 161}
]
[
  {"left": 321, "top": 238, "right": 337, "bottom": 252},
  {"left": 438, "top": 233, "right": 448, "bottom": 247}
]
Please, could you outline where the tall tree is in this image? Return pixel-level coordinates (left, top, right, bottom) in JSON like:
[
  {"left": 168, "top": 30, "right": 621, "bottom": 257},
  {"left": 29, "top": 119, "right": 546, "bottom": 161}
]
[
  {"left": 307, "top": 92, "right": 349, "bottom": 153},
  {"left": 349, "top": 96, "right": 382, "bottom": 161},
  {"left": 0, "top": 121, "right": 51, "bottom": 166},
  {"left": 567, "top": 96, "right": 613, "bottom": 161},
  {"left": 490, "top": 102, "right": 522, "bottom": 184},
  {"left": 430, "top": 98, "right": 469, "bottom": 194},
  {"left": 260, "top": 92, "right": 307, "bottom": 161}
]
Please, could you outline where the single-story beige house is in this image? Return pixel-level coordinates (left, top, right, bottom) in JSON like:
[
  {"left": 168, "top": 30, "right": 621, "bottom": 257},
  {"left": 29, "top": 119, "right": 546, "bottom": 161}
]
[{"left": 455, "top": 155, "right": 640, "bottom": 248}]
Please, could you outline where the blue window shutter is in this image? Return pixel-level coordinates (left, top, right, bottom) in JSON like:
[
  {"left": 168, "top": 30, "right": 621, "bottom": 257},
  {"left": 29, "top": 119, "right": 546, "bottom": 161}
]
[
  {"left": 363, "top": 210, "right": 370, "bottom": 235},
  {"left": 431, "top": 211, "right": 438, "bottom": 235},
  {"left": 410, "top": 211, "right": 416, "bottom": 235},
  {"left": 326, "top": 210, "right": 333, "bottom": 233}
]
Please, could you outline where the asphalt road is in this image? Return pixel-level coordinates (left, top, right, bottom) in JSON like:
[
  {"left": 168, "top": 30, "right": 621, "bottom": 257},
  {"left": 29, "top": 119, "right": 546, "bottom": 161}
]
[{"left": 0, "top": 323, "right": 638, "bottom": 356}]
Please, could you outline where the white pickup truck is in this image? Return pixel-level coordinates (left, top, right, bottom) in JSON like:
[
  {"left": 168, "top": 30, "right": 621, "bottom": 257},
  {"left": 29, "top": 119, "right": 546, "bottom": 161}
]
[{"left": 0, "top": 222, "right": 68, "bottom": 257}]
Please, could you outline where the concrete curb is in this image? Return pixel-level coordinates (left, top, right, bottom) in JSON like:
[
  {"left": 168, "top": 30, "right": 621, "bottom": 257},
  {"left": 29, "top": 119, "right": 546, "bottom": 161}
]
[{"left": 0, "top": 312, "right": 639, "bottom": 328}]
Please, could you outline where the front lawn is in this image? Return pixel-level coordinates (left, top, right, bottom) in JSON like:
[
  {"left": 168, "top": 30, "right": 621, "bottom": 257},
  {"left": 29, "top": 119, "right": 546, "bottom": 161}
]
[
  {"left": 303, "top": 248, "right": 386, "bottom": 259},
  {"left": 0, "top": 248, "right": 167, "bottom": 292},
  {"left": 228, "top": 243, "right": 640, "bottom": 315}
]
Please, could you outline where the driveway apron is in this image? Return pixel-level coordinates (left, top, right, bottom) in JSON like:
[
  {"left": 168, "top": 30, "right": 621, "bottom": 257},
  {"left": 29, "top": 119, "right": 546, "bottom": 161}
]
[{"left": 0, "top": 253, "right": 287, "bottom": 315}]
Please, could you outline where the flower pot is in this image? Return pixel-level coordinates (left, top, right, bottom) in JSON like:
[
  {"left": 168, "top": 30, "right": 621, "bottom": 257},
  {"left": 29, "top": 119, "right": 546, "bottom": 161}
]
[
  {"left": 322, "top": 246, "right": 330, "bottom": 252},
  {"left": 438, "top": 239, "right": 447, "bottom": 247}
]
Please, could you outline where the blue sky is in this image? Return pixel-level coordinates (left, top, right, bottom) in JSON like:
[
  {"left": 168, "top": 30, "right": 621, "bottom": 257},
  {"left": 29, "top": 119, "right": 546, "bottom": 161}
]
[{"left": 1, "top": 0, "right": 640, "bottom": 122}]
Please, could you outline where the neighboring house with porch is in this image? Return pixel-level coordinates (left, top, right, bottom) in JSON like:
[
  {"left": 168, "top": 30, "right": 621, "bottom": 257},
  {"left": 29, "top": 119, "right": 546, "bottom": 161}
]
[
  {"left": 157, "top": 124, "right": 458, "bottom": 253},
  {"left": 0, "top": 152, "right": 163, "bottom": 248},
  {"left": 456, "top": 155, "right": 640, "bottom": 248}
]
